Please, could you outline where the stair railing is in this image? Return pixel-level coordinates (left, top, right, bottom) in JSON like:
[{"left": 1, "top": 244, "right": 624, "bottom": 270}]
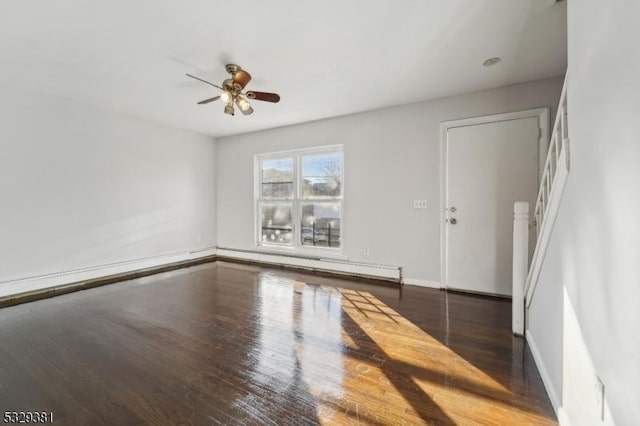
[{"left": 524, "top": 75, "right": 570, "bottom": 308}]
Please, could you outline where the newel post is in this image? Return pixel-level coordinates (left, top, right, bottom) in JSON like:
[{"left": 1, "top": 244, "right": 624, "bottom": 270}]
[{"left": 512, "top": 202, "right": 529, "bottom": 336}]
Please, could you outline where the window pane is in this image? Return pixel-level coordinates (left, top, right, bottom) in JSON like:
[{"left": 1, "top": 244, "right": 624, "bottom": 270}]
[
  {"left": 261, "top": 203, "right": 293, "bottom": 245},
  {"left": 301, "top": 152, "right": 342, "bottom": 198},
  {"left": 300, "top": 202, "right": 341, "bottom": 248},
  {"left": 261, "top": 157, "right": 294, "bottom": 198}
]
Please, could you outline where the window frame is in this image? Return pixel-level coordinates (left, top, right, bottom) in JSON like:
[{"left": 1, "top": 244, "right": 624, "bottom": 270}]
[{"left": 254, "top": 145, "right": 344, "bottom": 255}]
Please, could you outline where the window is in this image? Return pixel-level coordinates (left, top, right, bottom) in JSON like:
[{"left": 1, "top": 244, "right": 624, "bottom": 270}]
[{"left": 256, "top": 146, "right": 343, "bottom": 251}]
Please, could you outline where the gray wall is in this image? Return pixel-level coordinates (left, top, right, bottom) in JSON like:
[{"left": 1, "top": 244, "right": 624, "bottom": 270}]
[
  {"left": 0, "top": 85, "right": 217, "bottom": 285},
  {"left": 216, "top": 77, "right": 563, "bottom": 284},
  {"left": 530, "top": 0, "right": 640, "bottom": 424}
]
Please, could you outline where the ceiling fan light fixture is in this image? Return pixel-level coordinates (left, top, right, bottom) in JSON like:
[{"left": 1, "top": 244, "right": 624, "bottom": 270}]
[
  {"left": 239, "top": 104, "right": 253, "bottom": 115},
  {"left": 237, "top": 96, "right": 250, "bottom": 110},
  {"left": 236, "top": 97, "right": 253, "bottom": 115},
  {"left": 220, "top": 90, "right": 232, "bottom": 103},
  {"left": 224, "top": 103, "right": 235, "bottom": 116}
]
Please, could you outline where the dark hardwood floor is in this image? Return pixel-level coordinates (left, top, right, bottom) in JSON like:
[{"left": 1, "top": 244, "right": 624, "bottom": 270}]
[{"left": 0, "top": 261, "right": 556, "bottom": 425}]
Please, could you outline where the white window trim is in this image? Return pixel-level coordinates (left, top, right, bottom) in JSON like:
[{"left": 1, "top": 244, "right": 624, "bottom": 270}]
[{"left": 254, "top": 145, "right": 345, "bottom": 257}]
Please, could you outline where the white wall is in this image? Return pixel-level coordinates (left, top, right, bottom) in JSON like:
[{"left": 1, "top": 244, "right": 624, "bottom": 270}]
[
  {"left": 0, "top": 85, "right": 216, "bottom": 295},
  {"left": 216, "top": 77, "right": 563, "bottom": 284},
  {"left": 528, "top": 0, "right": 640, "bottom": 424},
  {"left": 527, "top": 220, "right": 566, "bottom": 410}
]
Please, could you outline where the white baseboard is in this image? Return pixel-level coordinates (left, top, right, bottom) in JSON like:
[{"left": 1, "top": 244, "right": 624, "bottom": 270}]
[
  {"left": 557, "top": 407, "right": 572, "bottom": 426},
  {"left": 215, "top": 248, "right": 400, "bottom": 281},
  {"left": 526, "top": 329, "right": 561, "bottom": 413},
  {"left": 403, "top": 278, "right": 442, "bottom": 289},
  {"left": 0, "top": 247, "right": 216, "bottom": 298}
]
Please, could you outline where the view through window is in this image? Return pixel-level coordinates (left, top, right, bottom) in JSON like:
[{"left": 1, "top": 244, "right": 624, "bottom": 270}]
[{"left": 257, "top": 147, "right": 343, "bottom": 250}]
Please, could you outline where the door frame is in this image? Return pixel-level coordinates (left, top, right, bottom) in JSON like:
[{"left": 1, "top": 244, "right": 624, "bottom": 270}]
[{"left": 438, "top": 108, "right": 550, "bottom": 290}]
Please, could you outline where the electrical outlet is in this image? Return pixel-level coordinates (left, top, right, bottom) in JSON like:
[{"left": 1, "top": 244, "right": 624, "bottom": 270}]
[
  {"left": 413, "top": 199, "right": 428, "bottom": 209},
  {"left": 362, "top": 245, "right": 370, "bottom": 256}
]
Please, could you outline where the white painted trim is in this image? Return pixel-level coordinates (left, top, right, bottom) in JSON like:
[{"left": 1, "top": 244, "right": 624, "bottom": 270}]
[
  {"left": 0, "top": 248, "right": 216, "bottom": 298},
  {"left": 526, "top": 143, "right": 570, "bottom": 307},
  {"left": 216, "top": 247, "right": 400, "bottom": 281},
  {"left": 526, "top": 329, "right": 561, "bottom": 413},
  {"left": 512, "top": 201, "right": 529, "bottom": 336},
  {"left": 558, "top": 407, "right": 572, "bottom": 426},
  {"left": 402, "top": 278, "right": 442, "bottom": 289},
  {"left": 439, "top": 108, "right": 550, "bottom": 290},
  {"left": 255, "top": 144, "right": 344, "bottom": 159}
]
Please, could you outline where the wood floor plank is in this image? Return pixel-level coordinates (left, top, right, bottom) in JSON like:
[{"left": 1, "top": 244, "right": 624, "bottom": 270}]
[{"left": 0, "top": 261, "right": 556, "bottom": 425}]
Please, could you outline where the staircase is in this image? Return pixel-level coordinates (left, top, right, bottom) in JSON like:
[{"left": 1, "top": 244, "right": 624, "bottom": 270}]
[
  {"left": 512, "top": 75, "right": 570, "bottom": 335},
  {"left": 525, "top": 75, "right": 570, "bottom": 307}
]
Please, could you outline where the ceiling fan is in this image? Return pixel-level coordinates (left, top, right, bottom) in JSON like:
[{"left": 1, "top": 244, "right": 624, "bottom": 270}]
[{"left": 186, "top": 64, "right": 280, "bottom": 116}]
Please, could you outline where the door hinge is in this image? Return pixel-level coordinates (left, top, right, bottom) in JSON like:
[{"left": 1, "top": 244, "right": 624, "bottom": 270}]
[{"left": 538, "top": 128, "right": 542, "bottom": 139}]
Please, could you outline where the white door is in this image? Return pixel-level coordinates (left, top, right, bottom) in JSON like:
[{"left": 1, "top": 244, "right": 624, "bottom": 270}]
[{"left": 445, "top": 117, "right": 539, "bottom": 296}]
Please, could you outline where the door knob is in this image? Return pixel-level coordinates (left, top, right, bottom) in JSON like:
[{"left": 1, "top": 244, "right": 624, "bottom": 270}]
[{"left": 450, "top": 218, "right": 457, "bottom": 225}]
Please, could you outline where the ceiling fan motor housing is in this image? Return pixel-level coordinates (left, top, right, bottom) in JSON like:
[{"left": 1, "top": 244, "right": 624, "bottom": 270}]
[{"left": 225, "top": 63, "right": 241, "bottom": 74}]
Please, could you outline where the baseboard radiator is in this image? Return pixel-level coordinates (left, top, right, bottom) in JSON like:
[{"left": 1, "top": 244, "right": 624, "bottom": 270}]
[
  {"left": 0, "top": 246, "right": 402, "bottom": 305},
  {"left": 216, "top": 247, "right": 402, "bottom": 283},
  {"left": 0, "top": 248, "right": 217, "bottom": 301}
]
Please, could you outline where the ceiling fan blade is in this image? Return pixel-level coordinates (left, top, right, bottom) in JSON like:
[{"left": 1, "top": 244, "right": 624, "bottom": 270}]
[
  {"left": 197, "top": 96, "right": 221, "bottom": 105},
  {"left": 186, "top": 73, "right": 223, "bottom": 90},
  {"left": 233, "top": 69, "right": 252, "bottom": 89},
  {"left": 246, "top": 91, "right": 280, "bottom": 103}
]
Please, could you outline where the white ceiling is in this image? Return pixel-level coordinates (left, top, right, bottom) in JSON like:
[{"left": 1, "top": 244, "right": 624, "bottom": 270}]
[{"left": 0, "top": 0, "right": 566, "bottom": 137}]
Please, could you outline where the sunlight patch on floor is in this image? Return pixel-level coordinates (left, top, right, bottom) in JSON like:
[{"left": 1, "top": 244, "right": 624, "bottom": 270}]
[{"left": 247, "top": 275, "right": 555, "bottom": 425}]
